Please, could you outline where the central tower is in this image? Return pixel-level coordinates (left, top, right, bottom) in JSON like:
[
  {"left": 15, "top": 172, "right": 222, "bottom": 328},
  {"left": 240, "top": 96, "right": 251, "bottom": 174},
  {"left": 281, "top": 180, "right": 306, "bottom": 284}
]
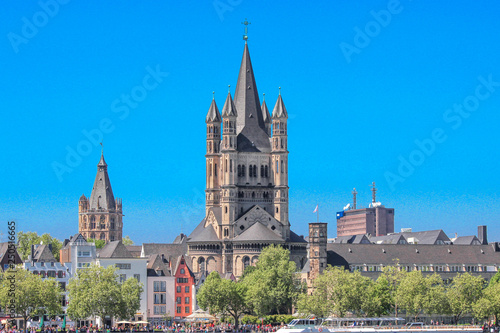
[{"left": 189, "top": 36, "right": 304, "bottom": 277}]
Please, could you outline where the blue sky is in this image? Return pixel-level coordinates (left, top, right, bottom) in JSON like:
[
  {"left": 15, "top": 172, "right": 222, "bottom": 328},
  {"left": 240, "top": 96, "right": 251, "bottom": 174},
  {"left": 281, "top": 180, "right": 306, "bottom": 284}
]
[{"left": 1, "top": 1, "right": 499, "bottom": 244}]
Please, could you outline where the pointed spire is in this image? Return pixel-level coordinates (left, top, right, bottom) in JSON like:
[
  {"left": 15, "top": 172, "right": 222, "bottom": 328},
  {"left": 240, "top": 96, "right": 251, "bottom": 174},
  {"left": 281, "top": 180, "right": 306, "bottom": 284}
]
[
  {"left": 222, "top": 91, "right": 238, "bottom": 117},
  {"left": 261, "top": 94, "right": 271, "bottom": 124},
  {"left": 205, "top": 98, "right": 221, "bottom": 123},
  {"left": 272, "top": 93, "right": 288, "bottom": 119},
  {"left": 89, "top": 153, "right": 116, "bottom": 210}
]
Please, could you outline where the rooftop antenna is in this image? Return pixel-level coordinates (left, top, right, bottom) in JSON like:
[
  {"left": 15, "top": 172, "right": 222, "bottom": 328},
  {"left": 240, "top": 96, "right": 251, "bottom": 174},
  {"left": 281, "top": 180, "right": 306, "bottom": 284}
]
[
  {"left": 370, "top": 182, "right": 377, "bottom": 203},
  {"left": 242, "top": 18, "right": 250, "bottom": 42},
  {"left": 352, "top": 188, "right": 357, "bottom": 209}
]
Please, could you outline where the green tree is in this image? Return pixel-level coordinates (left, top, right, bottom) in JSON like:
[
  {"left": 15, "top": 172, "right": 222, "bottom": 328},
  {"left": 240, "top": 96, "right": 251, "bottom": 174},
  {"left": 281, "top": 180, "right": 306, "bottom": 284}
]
[
  {"left": 297, "top": 266, "right": 368, "bottom": 318},
  {"left": 489, "top": 271, "right": 500, "bottom": 287},
  {"left": 447, "top": 272, "right": 485, "bottom": 324},
  {"left": 361, "top": 277, "right": 392, "bottom": 317},
  {"left": 0, "top": 268, "right": 62, "bottom": 332},
  {"left": 473, "top": 278, "right": 500, "bottom": 324},
  {"left": 17, "top": 231, "right": 62, "bottom": 261},
  {"left": 67, "top": 264, "right": 143, "bottom": 324},
  {"left": 243, "top": 245, "right": 303, "bottom": 316},
  {"left": 378, "top": 261, "right": 407, "bottom": 316},
  {"left": 122, "top": 236, "right": 134, "bottom": 246},
  {"left": 197, "top": 272, "right": 248, "bottom": 327},
  {"left": 86, "top": 238, "right": 106, "bottom": 249},
  {"left": 396, "top": 271, "right": 446, "bottom": 321}
]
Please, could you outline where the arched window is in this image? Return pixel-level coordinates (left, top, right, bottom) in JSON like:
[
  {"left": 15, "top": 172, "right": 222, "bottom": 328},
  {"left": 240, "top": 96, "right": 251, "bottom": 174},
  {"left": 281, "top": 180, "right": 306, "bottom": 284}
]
[
  {"left": 265, "top": 165, "right": 268, "bottom": 178},
  {"left": 100, "top": 233, "right": 105, "bottom": 240},
  {"left": 281, "top": 139, "right": 284, "bottom": 148},
  {"left": 110, "top": 235, "right": 115, "bottom": 241},
  {"left": 214, "top": 163, "right": 217, "bottom": 177},
  {"left": 230, "top": 160, "right": 233, "bottom": 172},
  {"left": 281, "top": 160, "right": 284, "bottom": 173},
  {"left": 261, "top": 165, "right": 264, "bottom": 177},
  {"left": 238, "top": 165, "right": 241, "bottom": 177},
  {"left": 243, "top": 257, "right": 250, "bottom": 269},
  {"left": 242, "top": 165, "right": 246, "bottom": 177},
  {"left": 198, "top": 257, "right": 206, "bottom": 273},
  {"left": 253, "top": 165, "right": 257, "bottom": 177},
  {"left": 276, "top": 160, "right": 279, "bottom": 173}
]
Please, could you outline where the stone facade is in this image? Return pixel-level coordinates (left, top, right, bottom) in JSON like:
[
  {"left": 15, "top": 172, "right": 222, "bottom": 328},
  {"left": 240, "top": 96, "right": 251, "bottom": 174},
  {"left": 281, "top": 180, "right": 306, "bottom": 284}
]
[
  {"left": 78, "top": 153, "right": 123, "bottom": 243},
  {"left": 187, "top": 41, "right": 307, "bottom": 277}
]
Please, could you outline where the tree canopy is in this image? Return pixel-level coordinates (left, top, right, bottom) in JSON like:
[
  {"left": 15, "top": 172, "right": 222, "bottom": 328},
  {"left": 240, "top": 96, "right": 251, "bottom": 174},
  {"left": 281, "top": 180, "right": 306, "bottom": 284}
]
[
  {"left": 67, "top": 264, "right": 143, "bottom": 324},
  {"left": 0, "top": 268, "right": 62, "bottom": 332},
  {"left": 17, "top": 231, "right": 62, "bottom": 261}
]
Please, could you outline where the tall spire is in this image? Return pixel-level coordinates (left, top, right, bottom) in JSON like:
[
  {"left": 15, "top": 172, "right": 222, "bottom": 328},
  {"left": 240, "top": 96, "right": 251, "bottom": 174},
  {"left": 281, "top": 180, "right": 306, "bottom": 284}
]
[
  {"left": 272, "top": 93, "right": 288, "bottom": 119},
  {"left": 234, "top": 43, "right": 271, "bottom": 152},
  {"left": 222, "top": 91, "right": 237, "bottom": 117},
  {"left": 89, "top": 152, "right": 116, "bottom": 210}
]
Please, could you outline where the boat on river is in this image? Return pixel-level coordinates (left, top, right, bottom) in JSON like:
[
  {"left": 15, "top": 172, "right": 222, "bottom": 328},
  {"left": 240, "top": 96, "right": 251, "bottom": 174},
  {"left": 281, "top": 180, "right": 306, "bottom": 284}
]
[{"left": 276, "top": 317, "right": 482, "bottom": 333}]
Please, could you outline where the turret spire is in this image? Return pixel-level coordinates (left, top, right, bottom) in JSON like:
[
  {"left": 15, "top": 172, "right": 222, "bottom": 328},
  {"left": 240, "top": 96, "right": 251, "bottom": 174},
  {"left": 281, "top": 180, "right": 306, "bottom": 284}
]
[{"left": 206, "top": 98, "right": 221, "bottom": 123}]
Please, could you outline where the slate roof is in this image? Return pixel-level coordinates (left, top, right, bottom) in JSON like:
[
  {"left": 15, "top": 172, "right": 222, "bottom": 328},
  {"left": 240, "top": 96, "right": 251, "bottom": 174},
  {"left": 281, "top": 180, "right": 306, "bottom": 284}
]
[
  {"left": 370, "top": 234, "right": 407, "bottom": 244},
  {"left": 187, "top": 223, "right": 219, "bottom": 242},
  {"left": 272, "top": 94, "right": 288, "bottom": 119},
  {"left": 234, "top": 43, "right": 271, "bottom": 153},
  {"left": 0, "top": 242, "right": 22, "bottom": 267},
  {"left": 126, "top": 245, "right": 142, "bottom": 258},
  {"left": 32, "top": 244, "right": 56, "bottom": 262},
  {"left": 233, "top": 222, "right": 284, "bottom": 242},
  {"left": 222, "top": 92, "right": 237, "bottom": 117},
  {"left": 289, "top": 230, "right": 307, "bottom": 243},
  {"left": 326, "top": 243, "right": 500, "bottom": 267},
  {"left": 332, "top": 234, "right": 370, "bottom": 244},
  {"left": 261, "top": 100, "right": 271, "bottom": 124},
  {"left": 453, "top": 236, "right": 481, "bottom": 245},
  {"left": 147, "top": 254, "right": 172, "bottom": 277},
  {"left": 397, "top": 229, "right": 450, "bottom": 245},
  {"left": 141, "top": 242, "right": 188, "bottom": 264},
  {"left": 89, "top": 153, "right": 116, "bottom": 210},
  {"left": 98, "top": 241, "right": 133, "bottom": 258},
  {"left": 205, "top": 99, "right": 221, "bottom": 123}
]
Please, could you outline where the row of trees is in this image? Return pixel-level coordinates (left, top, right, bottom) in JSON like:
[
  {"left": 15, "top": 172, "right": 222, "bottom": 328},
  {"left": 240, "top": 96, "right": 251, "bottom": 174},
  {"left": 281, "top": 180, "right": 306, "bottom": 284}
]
[
  {"left": 298, "top": 264, "right": 500, "bottom": 323},
  {"left": 197, "top": 245, "right": 305, "bottom": 327},
  {"left": 198, "top": 248, "right": 500, "bottom": 325},
  {"left": 0, "top": 264, "right": 143, "bottom": 332}
]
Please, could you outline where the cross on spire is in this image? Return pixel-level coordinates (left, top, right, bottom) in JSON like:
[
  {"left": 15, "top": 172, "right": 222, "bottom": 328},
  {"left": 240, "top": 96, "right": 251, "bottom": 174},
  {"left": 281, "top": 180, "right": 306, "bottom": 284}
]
[{"left": 242, "top": 18, "right": 251, "bottom": 42}]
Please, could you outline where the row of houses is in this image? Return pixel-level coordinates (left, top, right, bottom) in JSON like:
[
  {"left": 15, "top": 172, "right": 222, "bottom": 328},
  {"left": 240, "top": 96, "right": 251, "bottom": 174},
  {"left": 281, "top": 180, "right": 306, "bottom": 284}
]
[{"left": 0, "top": 233, "right": 234, "bottom": 328}]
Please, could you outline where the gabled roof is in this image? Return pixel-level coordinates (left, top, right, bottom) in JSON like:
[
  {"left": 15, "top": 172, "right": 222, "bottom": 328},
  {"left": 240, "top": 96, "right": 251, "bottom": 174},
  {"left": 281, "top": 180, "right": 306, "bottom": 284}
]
[
  {"left": 332, "top": 234, "right": 370, "bottom": 244},
  {"left": 188, "top": 223, "right": 219, "bottom": 242},
  {"left": 205, "top": 98, "right": 221, "bottom": 123},
  {"left": 0, "top": 243, "right": 22, "bottom": 267},
  {"left": 453, "top": 236, "right": 481, "bottom": 245},
  {"left": 126, "top": 245, "right": 142, "bottom": 258},
  {"left": 147, "top": 254, "right": 172, "bottom": 277},
  {"left": 89, "top": 152, "right": 116, "bottom": 210},
  {"left": 233, "top": 222, "right": 284, "bottom": 242},
  {"left": 398, "top": 229, "right": 450, "bottom": 245},
  {"left": 272, "top": 94, "right": 288, "bottom": 119},
  {"left": 98, "top": 241, "right": 133, "bottom": 258},
  {"left": 141, "top": 242, "right": 188, "bottom": 262},
  {"left": 222, "top": 92, "right": 237, "bottom": 117},
  {"left": 370, "top": 234, "right": 407, "bottom": 245},
  {"left": 32, "top": 244, "right": 56, "bottom": 262},
  {"left": 173, "top": 255, "right": 195, "bottom": 278}
]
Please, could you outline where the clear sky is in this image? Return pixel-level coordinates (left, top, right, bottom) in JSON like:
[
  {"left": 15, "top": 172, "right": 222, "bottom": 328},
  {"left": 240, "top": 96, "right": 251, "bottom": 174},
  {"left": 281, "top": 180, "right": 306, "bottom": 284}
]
[{"left": 1, "top": 1, "right": 499, "bottom": 244}]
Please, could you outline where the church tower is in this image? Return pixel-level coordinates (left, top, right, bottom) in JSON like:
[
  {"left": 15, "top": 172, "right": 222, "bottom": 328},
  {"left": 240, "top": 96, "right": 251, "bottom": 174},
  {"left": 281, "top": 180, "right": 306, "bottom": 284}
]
[
  {"left": 78, "top": 152, "right": 123, "bottom": 243},
  {"left": 188, "top": 27, "right": 307, "bottom": 277}
]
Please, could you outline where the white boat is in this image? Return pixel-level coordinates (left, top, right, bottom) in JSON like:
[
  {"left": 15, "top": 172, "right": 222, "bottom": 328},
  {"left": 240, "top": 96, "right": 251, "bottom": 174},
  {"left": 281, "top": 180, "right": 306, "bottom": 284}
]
[{"left": 276, "top": 317, "right": 483, "bottom": 333}]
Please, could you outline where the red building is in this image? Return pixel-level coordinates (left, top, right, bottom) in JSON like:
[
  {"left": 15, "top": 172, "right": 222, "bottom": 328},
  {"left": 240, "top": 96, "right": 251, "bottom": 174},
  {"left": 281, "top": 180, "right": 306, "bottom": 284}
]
[{"left": 173, "top": 255, "right": 195, "bottom": 319}]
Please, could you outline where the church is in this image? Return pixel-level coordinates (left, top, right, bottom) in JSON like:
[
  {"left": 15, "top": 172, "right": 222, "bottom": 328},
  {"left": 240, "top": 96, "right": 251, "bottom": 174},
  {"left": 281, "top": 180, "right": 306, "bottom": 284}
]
[{"left": 186, "top": 33, "right": 307, "bottom": 277}]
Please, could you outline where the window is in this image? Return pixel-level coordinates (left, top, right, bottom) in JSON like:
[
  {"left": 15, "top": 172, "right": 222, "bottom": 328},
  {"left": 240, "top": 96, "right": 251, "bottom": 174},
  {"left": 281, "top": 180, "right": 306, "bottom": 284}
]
[
  {"left": 177, "top": 278, "right": 189, "bottom": 283},
  {"left": 154, "top": 281, "right": 160, "bottom": 292},
  {"left": 59, "top": 282, "right": 66, "bottom": 291},
  {"left": 243, "top": 256, "right": 250, "bottom": 269},
  {"left": 78, "top": 251, "right": 91, "bottom": 257},
  {"left": 116, "top": 263, "right": 131, "bottom": 269},
  {"left": 242, "top": 165, "right": 245, "bottom": 177},
  {"left": 134, "top": 274, "right": 140, "bottom": 282},
  {"left": 276, "top": 160, "right": 278, "bottom": 173},
  {"left": 177, "top": 286, "right": 181, "bottom": 293},
  {"left": 119, "top": 274, "right": 126, "bottom": 283},
  {"left": 238, "top": 165, "right": 241, "bottom": 177},
  {"left": 47, "top": 270, "right": 56, "bottom": 278},
  {"left": 57, "top": 271, "right": 64, "bottom": 278},
  {"left": 185, "top": 297, "right": 190, "bottom": 304},
  {"left": 185, "top": 286, "right": 189, "bottom": 293},
  {"left": 265, "top": 165, "right": 268, "bottom": 177},
  {"left": 185, "top": 307, "right": 190, "bottom": 313},
  {"left": 261, "top": 165, "right": 264, "bottom": 177},
  {"left": 160, "top": 281, "right": 166, "bottom": 292},
  {"left": 154, "top": 294, "right": 166, "bottom": 304},
  {"left": 176, "top": 307, "right": 181, "bottom": 314},
  {"left": 176, "top": 297, "right": 181, "bottom": 304},
  {"left": 180, "top": 268, "right": 185, "bottom": 274},
  {"left": 77, "top": 263, "right": 90, "bottom": 268},
  {"left": 214, "top": 163, "right": 217, "bottom": 176},
  {"left": 281, "top": 160, "right": 284, "bottom": 173}
]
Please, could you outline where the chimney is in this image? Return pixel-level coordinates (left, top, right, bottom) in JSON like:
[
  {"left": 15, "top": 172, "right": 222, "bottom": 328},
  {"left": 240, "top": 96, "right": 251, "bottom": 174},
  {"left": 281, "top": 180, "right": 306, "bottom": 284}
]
[{"left": 478, "top": 225, "right": 488, "bottom": 245}]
